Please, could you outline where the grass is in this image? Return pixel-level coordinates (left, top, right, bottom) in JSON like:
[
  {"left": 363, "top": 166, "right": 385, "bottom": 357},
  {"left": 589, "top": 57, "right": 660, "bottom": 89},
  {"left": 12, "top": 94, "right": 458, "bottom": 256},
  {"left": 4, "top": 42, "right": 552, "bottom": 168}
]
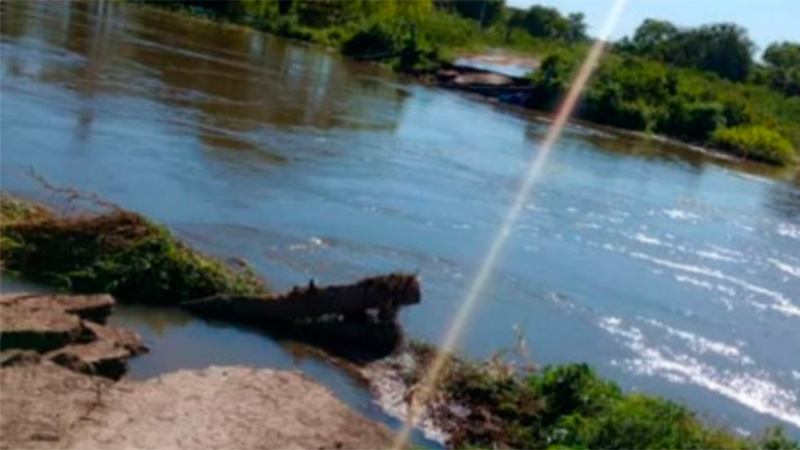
[
  {"left": 402, "top": 341, "right": 799, "bottom": 449},
  {"left": 0, "top": 195, "right": 268, "bottom": 303}
]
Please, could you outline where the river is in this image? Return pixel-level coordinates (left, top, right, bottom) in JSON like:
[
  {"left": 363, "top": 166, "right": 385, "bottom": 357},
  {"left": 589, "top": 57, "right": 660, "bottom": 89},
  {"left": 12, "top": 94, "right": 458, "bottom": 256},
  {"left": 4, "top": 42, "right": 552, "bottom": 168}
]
[{"left": 2, "top": 1, "right": 799, "bottom": 439}]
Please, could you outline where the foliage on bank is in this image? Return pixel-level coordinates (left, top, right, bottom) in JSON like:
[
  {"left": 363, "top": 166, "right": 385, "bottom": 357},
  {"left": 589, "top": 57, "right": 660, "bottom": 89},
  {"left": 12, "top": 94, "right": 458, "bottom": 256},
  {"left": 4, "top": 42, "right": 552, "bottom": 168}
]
[
  {"left": 710, "top": 126, "right": 796, "bottom": 166},
  {"left": 405, "top": 342, "right": 799, "bottom": 449},
  {"left": 0, "top": 195, "right": 268, "bottom": 302},
  {"left": 527, "top": 51, "right": 800, "bottom": 165}
]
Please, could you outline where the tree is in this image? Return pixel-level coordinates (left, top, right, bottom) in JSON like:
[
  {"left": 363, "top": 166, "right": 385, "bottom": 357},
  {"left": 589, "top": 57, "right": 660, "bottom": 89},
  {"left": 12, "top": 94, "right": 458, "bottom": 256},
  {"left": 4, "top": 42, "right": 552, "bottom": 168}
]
[
  {"left": 520, "top": 5, "right": 569, "bottom": 40},
  {"left": 295, "top": 0, "right": 367, "bottom": 27},
  {"left": 680, "top": 23, "right": 754, "bottom": 81},
  {"left": 764, "top": 42, "right": 800, "bottom": 69},
  {"left": 630, "top": 19, "right": 678, "bottom": 60},
  {"left": 565, "top": 12, "right": 587, "bottom": 43},
  {"left": 622, "top": 20, "right": 754, "bottom": 81},
  {"left": 503, "top": 7, "right": 526, "bottom": 43},
  {"left": 277, "top": 0, "right": 293, "bottom": 15},
  {"left": 763, "top": 42, "right": 800, "bottom": 96},
  {"left": 441, "top": 0, "right": 504, "bottom": 28}
]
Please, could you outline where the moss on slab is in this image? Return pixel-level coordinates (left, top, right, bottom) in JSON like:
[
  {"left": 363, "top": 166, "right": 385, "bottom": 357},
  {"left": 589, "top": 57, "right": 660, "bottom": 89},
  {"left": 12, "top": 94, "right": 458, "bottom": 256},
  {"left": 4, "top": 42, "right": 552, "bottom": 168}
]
[{"left": 0, "top": 195, "right": 267, "bottom": 303}]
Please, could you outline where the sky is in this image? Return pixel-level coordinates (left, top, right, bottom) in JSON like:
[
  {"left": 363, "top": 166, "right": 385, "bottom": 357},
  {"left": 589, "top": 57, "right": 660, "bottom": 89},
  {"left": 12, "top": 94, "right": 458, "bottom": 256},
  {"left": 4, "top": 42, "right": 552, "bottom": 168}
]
[{"left": 507, "top": 0, "right": 800, "bottom": 55}]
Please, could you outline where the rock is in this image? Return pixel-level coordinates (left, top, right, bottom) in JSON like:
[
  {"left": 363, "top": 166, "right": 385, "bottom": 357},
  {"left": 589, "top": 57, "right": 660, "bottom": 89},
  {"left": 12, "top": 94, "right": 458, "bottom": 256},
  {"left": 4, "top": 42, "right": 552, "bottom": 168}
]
[
  {"left": 45, "top": 322, "right": 147, "bottom": 380},
  {"left": 0, "top": 362, "right": 112, "bottom": 450},
  {"left": 46, "top": 340, "right": 137, "bottom": 380},
  {"left": 0, "top": 302, "right": 92, "bottom": 352},
  {"left": 0, "top": 293, "right": 114, "bottom": 323},
  {"left": 0, "top": 349, "right": 41, "bottom": 367},
  {"left": 436, "top": 69, "right": 459, "bottom": 82},
  {"left": 1, "top": 363, "right": 394, "bottom": 449},
  {"left": 453, "top": 72, "right": 513, "bottom": 86},
  {"left": 84, "top": 321, "right": 148, "bottom": 354},
  {"left": 0, "top": 293, "right": 145, "bottom": 379}
]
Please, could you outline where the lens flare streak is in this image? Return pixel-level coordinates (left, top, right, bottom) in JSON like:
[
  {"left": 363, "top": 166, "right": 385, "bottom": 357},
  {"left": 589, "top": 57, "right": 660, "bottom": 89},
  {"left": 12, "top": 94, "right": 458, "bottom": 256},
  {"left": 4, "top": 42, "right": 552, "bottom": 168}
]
[{"left": 392, "top": 1, "right": 629, "bottom": 447}]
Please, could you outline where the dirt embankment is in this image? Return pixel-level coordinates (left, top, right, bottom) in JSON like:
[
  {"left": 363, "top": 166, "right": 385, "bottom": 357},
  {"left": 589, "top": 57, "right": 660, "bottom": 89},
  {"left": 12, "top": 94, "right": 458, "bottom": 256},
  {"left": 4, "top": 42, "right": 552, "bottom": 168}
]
[{"left": 0, "top": 293, "right": 394, "bottom": 449}]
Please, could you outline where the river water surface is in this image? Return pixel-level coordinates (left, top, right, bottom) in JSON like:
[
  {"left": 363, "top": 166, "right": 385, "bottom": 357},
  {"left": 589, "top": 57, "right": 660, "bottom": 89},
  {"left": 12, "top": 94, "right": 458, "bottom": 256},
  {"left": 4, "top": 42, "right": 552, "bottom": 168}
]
[{"left": 2, "top": 1, "right": 799, "bottom": 439}]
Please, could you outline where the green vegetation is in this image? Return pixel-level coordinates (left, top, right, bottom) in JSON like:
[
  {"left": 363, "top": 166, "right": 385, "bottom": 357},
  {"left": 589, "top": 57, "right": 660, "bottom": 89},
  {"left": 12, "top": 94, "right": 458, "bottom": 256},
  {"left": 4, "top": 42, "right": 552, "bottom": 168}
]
[
  {"left": 138, "top": 0, "right": 800, "bottom": 166},
  {"left": 527, "top": 51, "right": 800, "bottom": 165},
  {"left": 710, "top": 126, "right": 796, "bottom": 165},
  {"left": 506, "top": 4, "right": 587, "bottom": 43},
  {"left": 759, "top": 42, "right": 800, "bottom": 97},
  {"left": 406, "top": 342, "right": 799, "bottom": 449},
  {"left": 617, "top": 20, "right": 754, "bottom": 82},
  {"left": 0, "top": 195, "right": 267, "bottom": 302}
]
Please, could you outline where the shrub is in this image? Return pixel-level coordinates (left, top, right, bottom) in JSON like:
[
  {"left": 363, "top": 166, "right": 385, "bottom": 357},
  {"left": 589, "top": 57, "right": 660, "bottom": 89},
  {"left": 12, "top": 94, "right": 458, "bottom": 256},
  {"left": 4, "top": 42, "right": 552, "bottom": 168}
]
[
  {"left": 656, "top": 101, "right": 725, "bottom": 142},
  {"left": 526, "top": 51, "right": 580, "bottom": 110},
  {"left": 530, "top": 364, "right": 621, "bottom": 422},
  {"left": 429, "top": 358, "right": 794, "bottom": 450},
  {"left": 342, "top": 20, "right": 440, "bottom": 73},
  {"left": 421, "top": 9, "right": 480, "bottom": 49},
  {"left": 710, "top": 126, "right": 796, "bottom": 165},
  {"left": 341, "top": 21, "right": 406, "bottom": 58},
  {"left": 555, "top": 394, "right": 743, "bottom": 449},
  {"left": 580, "top": 83, "right": 651, "bottom": 130}
]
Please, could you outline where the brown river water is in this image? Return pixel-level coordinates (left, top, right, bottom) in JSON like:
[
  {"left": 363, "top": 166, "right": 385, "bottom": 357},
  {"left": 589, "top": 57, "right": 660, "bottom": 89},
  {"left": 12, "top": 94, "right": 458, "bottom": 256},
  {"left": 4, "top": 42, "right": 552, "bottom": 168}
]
[{"left": 1, "top": 1, "right": 799, "bottom": 440}]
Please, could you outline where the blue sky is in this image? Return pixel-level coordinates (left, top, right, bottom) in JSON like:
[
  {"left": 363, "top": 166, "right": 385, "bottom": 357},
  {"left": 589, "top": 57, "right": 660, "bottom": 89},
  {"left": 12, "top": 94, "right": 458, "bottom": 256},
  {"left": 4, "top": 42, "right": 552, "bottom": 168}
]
[{"left": 507, "top": 0, "right": 800, "bottom": 55}]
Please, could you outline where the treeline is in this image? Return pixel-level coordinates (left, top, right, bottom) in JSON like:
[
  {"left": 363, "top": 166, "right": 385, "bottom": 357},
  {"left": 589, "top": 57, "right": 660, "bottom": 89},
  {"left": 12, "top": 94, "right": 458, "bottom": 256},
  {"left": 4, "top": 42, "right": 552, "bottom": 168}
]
[
  {"left": 527, "top": 51, "right": 800, "bottom": 165},
  {"left": 144, "top": 0, "right": 800, "bottom": 165},
  {"left": 524, "top": 17, "right": 800, "bottom": 165},
  {"left": 617, "top": 19, "right": 800, "bottom": 97}
]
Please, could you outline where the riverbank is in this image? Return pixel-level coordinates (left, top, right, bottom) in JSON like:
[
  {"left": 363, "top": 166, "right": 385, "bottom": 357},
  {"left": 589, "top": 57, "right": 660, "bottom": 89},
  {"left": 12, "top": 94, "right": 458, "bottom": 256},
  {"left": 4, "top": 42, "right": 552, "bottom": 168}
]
[
  {"left": 2, "top": 194, "right": 798, "bottom": 448},
  {"left": 134, "top": 1, "right": 800, "bottom": 168}
]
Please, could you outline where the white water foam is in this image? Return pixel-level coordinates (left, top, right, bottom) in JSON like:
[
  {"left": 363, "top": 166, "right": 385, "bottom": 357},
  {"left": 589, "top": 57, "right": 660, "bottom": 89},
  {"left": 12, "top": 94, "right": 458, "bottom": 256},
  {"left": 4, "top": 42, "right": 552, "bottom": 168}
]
[
  {"left": 598, "top": 317, "right": 800, "bottom": 430},
  {"left": 769, "top": 258, "right": 800, "bottom": 279},
  {"left": 288, "top": 236, "right": 327, "bottom": 251},
  {"left": 716, "top": 284, "right": 737, "bottom": 297},
  {"left": 630, "top": 252, "right": 800, "bottom": 318},
  {"left": 663, "top": 209, "right": 701, "bottom": 221},
  {"left": 708, "top": 245, "right": 745, "bottom": 258},
  {"left": 642, "top": 318, "right": 753, "bottom": 364},
  {"left": 777, "top": 223, "right": 800, "bottom": 240},
  {"left": 633, "top": 233, "right": 669, "bottom": 247},
  {"left": 696, "top": 250, "right": 741, "bottom": 263},
  {"left": 675, "top": 275, "right": 715, "bottom": 291}
]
